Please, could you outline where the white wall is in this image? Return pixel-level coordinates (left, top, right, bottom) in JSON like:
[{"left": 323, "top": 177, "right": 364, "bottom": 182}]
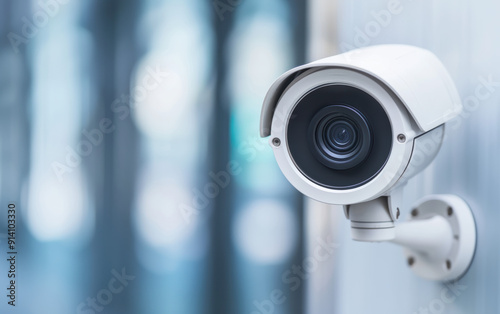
[{"left": 309, "top": 1, "right": 500, "bottom": 313}]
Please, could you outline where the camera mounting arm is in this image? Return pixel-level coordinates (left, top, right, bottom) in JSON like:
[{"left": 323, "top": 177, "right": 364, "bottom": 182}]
[{"left": 344, "top": 194, "right": 476, "bottom": 281}]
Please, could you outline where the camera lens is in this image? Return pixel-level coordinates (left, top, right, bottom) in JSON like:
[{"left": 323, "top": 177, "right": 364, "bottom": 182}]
[
  {"left": 286, "top": 84, "right": 392, "bottom": 189},
  {"left": 326, "top": 120, "right": 357, "bottom": 151},
  {"left": 309, "top": 105, "right": 372, "bottom": 170}
]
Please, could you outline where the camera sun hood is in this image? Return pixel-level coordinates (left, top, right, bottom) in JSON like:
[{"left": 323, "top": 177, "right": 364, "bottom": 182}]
[{"left": 260, "top": 45, "right": 462, "bottom": 137}]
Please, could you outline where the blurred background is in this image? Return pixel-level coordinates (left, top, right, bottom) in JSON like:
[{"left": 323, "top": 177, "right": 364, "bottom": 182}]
[{"left": 0, "top": 0, "right": 499, "bottom": 314}]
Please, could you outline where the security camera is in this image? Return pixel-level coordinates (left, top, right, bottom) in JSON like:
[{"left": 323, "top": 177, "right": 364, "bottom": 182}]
[{"left": 260, "top": 45, "right": 476, "bottom": 281}]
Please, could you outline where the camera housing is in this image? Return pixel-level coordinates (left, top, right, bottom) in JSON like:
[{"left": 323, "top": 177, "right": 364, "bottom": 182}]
[
  {"left": 260, "top": 45, "right": 476, "bottom": 282},
  {"left": 260, "top": 45, "right": 462, "bottom": 205}
]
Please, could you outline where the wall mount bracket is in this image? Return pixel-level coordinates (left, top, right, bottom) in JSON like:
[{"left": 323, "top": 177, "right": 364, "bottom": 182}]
[{"left": 345, "top": 194, "right": 476, "bottom": 281}]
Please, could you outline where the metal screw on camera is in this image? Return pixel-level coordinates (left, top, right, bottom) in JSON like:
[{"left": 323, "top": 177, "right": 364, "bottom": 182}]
[
  {"left": 397, "top": 134, "right": 406, "bottom": 143},
  {"left": 272, "top": 137, "right": 281, "bottom": 147}
]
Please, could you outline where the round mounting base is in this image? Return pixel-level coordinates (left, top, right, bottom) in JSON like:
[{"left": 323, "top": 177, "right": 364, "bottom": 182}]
[{"left": 403, "top": 195, "right": 476, "bottom": 281}]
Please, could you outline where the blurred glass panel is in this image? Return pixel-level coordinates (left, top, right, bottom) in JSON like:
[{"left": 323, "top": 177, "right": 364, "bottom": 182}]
[
  {"left": 233, "top": 199, "right": 298, "bottom": 264},
  {"left": 28, "top": 2, "right": 94, "bottom": 243},
  {"left": 227, "top": 1, "right": 303, "bottom": 314},
  {"left": 17, "top": 1, "right": 94, "bottom": 314},
  {"left": 131, "top": 0, "right": 213, "bottom": 313},
  {"left": 228, "top": 2, "right": 293, "bottom": 194},
  {"left": 0, "top": 0, "right": 308, "bottom": 313}
]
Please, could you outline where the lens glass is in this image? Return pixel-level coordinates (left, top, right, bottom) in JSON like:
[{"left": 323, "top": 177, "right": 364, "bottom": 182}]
[
  {"left": 309, "top": 105, "right": 371, "bottom": 170},
  {"left": 325, "top": 119, "right": 357, "bottom": 152}
]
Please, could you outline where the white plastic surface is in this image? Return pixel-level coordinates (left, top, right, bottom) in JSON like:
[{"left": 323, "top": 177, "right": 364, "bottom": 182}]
[
  {"left": 397, "top": 194, "right": 476, "bottom": 281},
  {"left": 348, "top": 197, "right": 396, "bottom": 242}
]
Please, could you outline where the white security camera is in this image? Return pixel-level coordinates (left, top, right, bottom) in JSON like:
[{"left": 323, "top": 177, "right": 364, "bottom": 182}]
[{"left": 261, "top": 45, "right": 476, "bottom": 281}]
